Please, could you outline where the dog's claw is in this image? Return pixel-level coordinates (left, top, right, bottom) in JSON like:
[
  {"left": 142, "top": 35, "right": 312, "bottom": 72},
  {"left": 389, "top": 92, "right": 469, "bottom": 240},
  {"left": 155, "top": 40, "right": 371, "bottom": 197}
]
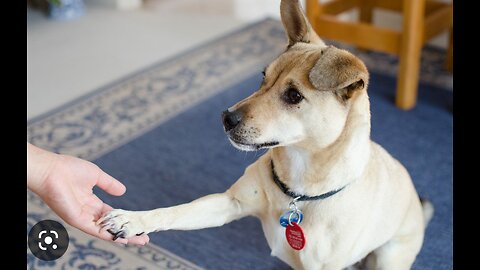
[
  {"left": 112, "top": 231, "right": 126, "bottom": 241},
  {"left": 96, "top": 215, "right": 109, "bottom": 225},
  {"left": 98, "top": 209, "right": 145, "bottom": 239},
  {"left": 99, "top": 219, "right": 109, "bottom": 226},
  {"left": 101, "top": 221, "right": 112, "bottom": 229}
]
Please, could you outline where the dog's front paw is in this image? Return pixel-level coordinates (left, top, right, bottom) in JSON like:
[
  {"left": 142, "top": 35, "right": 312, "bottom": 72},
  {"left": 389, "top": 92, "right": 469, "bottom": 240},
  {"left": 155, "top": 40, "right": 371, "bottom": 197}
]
[{"left": 97, "top": 209, "right": 148, "bottom": 240}]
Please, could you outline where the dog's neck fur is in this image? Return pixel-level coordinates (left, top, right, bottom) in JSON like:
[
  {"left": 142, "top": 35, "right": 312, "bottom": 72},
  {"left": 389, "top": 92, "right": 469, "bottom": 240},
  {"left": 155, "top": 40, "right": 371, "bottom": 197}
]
[{"left": 270, "top": 92, "right": 371, "bottom": 196}]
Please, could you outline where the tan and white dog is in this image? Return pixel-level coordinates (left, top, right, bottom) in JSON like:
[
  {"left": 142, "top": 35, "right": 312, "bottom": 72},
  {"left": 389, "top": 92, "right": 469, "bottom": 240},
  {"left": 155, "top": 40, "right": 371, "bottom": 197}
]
[{"left": 97, "top": 1, "right": 433, "bottom": 269}]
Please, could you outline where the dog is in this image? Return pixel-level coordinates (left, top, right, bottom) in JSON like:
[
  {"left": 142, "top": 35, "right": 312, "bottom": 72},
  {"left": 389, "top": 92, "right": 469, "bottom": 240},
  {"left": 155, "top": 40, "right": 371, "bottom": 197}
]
[{"left": 97, "top": 0, "right": 433, "bottom": 269}]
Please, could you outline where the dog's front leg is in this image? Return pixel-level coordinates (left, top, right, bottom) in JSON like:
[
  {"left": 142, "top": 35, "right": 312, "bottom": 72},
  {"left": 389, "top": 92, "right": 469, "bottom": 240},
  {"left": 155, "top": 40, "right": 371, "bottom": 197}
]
[
  {"left": 98, "top": 161, "right": 265, "bottom": 240},
  {"left": 97, "top": 191, "right": 250, "bottom": 239}
]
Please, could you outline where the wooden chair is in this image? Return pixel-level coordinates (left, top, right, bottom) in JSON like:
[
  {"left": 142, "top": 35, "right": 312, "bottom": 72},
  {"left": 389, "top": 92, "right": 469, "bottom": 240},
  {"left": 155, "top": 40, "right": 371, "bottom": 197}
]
[{"left": 305, "top": 0, "right": 453, "bottom": 110}]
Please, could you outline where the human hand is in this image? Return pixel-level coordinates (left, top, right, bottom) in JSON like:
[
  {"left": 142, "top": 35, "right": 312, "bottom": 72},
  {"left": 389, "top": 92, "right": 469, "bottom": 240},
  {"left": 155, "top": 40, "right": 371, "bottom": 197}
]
[{"left": 27, "top": 143, "right": 149, "bottom": 245}]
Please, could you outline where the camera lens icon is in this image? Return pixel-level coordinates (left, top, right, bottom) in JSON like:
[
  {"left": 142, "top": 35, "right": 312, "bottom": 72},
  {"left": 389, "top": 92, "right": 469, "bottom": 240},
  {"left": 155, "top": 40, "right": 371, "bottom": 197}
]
[
  {"left": 38, "top": 230, "right": 59, "bottom": 250},
  {"left": 28, "top": 220, "right": 69, "bottom": 261}
]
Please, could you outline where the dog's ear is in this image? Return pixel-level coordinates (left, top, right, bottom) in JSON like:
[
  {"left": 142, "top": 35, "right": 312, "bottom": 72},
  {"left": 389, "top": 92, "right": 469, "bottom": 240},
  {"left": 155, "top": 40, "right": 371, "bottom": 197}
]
[
  {"left": 280, "top": 0, "right": 325, "bottom": 47},
  {"left": 309, "top": 47, "right": 369, "bottom": 100}
]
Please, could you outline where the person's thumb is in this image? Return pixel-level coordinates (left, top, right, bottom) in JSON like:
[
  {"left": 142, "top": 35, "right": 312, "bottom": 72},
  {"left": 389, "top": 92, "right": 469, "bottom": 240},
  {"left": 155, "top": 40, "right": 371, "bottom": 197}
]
[{"left": 96, "top": 171, "right": 126, "bottom": 196}]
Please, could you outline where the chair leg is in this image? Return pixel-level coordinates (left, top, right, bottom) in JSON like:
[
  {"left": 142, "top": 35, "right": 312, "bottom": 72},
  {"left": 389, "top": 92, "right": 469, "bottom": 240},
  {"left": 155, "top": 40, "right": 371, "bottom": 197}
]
[
  {"left": 357, "top": 0, "right": 374, "bottom": 51},
  {"left": 359, "top": 0, "right": 373, "bottom": 24},
  {"left": 446, "top": 27, "right": 453, "bottom": 72},
  {"left": 396, "top": 0, "right": 426, "bottom": 110}
]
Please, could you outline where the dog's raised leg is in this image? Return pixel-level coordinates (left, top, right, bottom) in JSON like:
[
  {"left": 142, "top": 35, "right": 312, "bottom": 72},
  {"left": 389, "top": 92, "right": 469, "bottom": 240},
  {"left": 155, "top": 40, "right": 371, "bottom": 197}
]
[
  {"left": 97, "top": 193, "right": 246, "bottom": 239},
  {"left": 96, "top": 173, "right": 263, "bottom": 240}
]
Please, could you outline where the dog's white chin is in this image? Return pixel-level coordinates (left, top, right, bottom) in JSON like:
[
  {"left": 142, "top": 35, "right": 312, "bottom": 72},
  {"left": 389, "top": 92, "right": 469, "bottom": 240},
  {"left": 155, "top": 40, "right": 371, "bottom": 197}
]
[
  {"left": 230, "top": 141, "right": 257, "bottom": 151},
  {"left": 228, "top": 138, "right": 279, "bottom": 152}
]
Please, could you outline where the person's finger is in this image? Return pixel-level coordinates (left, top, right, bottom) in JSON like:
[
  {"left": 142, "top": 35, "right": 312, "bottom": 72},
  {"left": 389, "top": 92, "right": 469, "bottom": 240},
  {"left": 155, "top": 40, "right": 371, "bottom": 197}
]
[
  {"left": 72, "top": 217, "right": 121, "bottom": 242},
  {"left": 80, "top": 203, "right": 101, "bottom": 220},
  {"left": 89, "top": 198, "right": 112, "bottom": 221},
  {"left": 98, "top": 203, "right": 113, "bottom": 217},
  {"left": 113, "top": 237, "right": 128, "bottom": 245},
  {"left": 96, "top": 170, "right": 126, "bottom": 196},
  {"left": 127, "top": 234, "right": 150, "bottom": 245}
]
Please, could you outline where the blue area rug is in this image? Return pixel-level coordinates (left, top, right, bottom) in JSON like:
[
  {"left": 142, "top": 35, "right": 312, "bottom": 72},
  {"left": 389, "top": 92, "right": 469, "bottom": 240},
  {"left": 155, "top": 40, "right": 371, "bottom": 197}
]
[{"left": 28, "top": 19, "right": 452, "bottom": 269}]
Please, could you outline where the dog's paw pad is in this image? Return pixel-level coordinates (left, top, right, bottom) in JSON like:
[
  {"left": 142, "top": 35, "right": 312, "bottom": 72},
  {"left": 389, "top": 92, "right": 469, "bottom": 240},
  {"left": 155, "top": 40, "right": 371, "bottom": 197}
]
[{"left": 97, "top": 209, "right": 146, "bottom": 239}]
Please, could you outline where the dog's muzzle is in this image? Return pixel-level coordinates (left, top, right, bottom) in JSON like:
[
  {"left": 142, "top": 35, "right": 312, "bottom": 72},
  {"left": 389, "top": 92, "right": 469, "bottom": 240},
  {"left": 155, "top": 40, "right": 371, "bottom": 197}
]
[{"left": 222, "top": 110, "right": 242, "bottom": 132}]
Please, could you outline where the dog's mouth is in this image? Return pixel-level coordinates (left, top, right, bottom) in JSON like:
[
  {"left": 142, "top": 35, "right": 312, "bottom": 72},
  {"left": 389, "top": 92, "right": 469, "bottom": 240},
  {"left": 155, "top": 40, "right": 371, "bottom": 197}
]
[{"left": 228, "top": 136, "right": 279, "bottom": 151}]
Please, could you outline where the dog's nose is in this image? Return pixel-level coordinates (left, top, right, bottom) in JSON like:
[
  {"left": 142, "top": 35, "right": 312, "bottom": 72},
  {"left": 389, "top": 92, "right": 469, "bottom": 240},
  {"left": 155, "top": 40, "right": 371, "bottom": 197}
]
[{"left": 222, "top": 110, "right": 242, "bottom": 131}]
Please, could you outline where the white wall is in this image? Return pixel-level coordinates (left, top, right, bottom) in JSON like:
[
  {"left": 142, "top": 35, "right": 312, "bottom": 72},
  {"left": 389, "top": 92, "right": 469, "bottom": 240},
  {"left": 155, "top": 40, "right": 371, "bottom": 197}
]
[{"left": 233, "top": 0, "right": 282, "bottom": 21}]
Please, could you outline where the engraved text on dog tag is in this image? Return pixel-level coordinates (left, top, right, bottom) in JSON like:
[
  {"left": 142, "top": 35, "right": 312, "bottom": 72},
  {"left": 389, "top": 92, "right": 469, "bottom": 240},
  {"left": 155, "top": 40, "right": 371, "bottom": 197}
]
[{"left": 285, "top": 222, "right": 306, "bottom": 250}]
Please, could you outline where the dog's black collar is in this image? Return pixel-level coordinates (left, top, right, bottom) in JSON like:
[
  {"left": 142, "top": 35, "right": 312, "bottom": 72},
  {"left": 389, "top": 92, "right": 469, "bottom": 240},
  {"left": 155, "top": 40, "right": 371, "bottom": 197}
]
[{"left": 271, "top": 160, "right": 347, "bottom": 202}]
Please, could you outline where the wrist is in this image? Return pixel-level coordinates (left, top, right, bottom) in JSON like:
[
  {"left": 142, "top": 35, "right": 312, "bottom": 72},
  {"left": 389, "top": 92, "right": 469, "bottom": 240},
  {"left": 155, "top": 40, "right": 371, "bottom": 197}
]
[{"left": 27, "top": 143, "right": 59, "bottom": 193}]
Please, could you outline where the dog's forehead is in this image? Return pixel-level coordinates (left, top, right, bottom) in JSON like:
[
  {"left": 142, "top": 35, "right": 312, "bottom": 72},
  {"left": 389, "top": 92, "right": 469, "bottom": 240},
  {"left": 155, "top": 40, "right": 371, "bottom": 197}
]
[
  {"left": 262, "top": 44, "right": 325, "bottom": 91},
  {"left": 268, "top": 45, "right": 323, "bottom": 75}
]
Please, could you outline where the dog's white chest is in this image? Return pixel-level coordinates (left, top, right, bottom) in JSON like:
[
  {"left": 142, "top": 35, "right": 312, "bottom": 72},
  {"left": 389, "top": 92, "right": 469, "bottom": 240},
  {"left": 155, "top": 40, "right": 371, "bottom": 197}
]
[{"left": 259, "top": 207, "right": 335, "bottom": 268}]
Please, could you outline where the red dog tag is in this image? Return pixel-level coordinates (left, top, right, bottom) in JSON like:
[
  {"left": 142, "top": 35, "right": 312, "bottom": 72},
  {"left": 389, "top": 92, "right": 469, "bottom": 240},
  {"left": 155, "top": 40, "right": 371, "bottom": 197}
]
[{"left": 285, "top": 222, "right": 306, "bottom": 250}]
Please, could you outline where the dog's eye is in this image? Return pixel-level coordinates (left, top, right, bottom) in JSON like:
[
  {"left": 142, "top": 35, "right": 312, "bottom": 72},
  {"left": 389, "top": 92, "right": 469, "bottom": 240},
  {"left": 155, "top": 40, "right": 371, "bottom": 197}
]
[{"left": 283, "top": 88, "right": 304, "bottom": 104}]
